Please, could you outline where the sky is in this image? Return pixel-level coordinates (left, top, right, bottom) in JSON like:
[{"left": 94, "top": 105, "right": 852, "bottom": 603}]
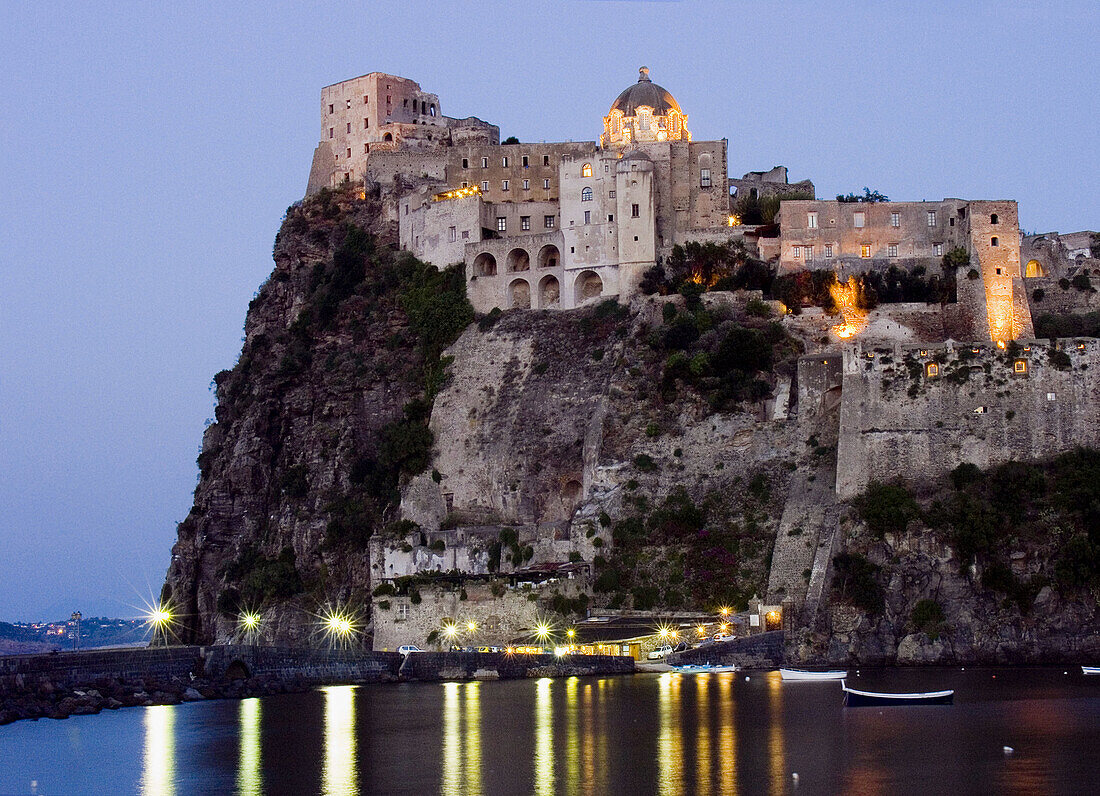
[{"left": 1, "top": 0, "right": 1097, "bottom": 621}]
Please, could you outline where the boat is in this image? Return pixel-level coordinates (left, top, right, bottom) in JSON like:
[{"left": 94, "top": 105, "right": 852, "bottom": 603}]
[
  {"left": 841, "top": 679, "right": 954, "bottom": 706},
  {"left": 671, "top": 663, "right": 740, "bottom": 673},
  {"left": 1083, "top": 666, "right": 1100, "bottom": 675},
  {"left": 780, "top": 668, "right": 847, "bottom": 681}
]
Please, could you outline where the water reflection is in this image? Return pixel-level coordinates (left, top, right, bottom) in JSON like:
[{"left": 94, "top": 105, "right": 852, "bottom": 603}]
[
  {"left": 717, "top": 673, "right": 737, "bottom": 795},
  {"left": 441, "top": 683, "right": 462, "bottom": 795},
  {"left": 464, "top": 681, "right": 482, "bottom": 795},
  {"left": 321, "top": 686, "right": 358, "bottom": 796},
  {"left": 696, "top": 678, "right": 711, "bottom": 796},
  {"left": 236, "top": 697, "right": 262, "bottom": 796},
  {"left": 766, "top": 671, "right": 786, "bottom": 795},
  {"left": 534, "top": 678, "right": 554, "bottom": 795},
  {"left": 565, "top": 677, "right": 580, "bottom": 794},
  {"left": 657, "top": 673, "right": 683, "bottom": 796},
  {"left": 141, "top": 705, "right": 176, "bottom": 796},
  {"left": 440, "top": 681, "right": 483, "bottom": 796}
]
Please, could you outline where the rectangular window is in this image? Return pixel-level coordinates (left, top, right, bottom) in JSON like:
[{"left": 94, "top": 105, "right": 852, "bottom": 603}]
[
  {"left": 891, "top": 212, "right": 900, "bottom": 227},
  {"left": 928, "top": 210, "right": 937, "bottom": 227},
  {"left": 346, "top": 99, "right": 351, "bottom": 109},
  {"left": 543, "top": 155, "right": 550, "bottom": 166},
  {"left": 584, "top": 210, "right": 591, "bottom": 224},
  {"left": 824, "top": 244, "right": 833, "bottom": 258},
  {"left": 860, "top": 244, "right": 871, "bottom": 258},
  {"left": 522, "top": 155, "right": 529, "bottom": 168},
  {"left": 933, "top": 243, "right": 944, "bottom": 256},
  {"left": 346, "top": 148, "right": 351, "bottom": 158},
  {"left": 544, "top": 215, "right": 555, "bottom": 228},
  {"left": 700, "top": 168, "right": 712, "bottom": 187},
  {"left": 364, "top": 144, "right": 368, "bottom": 153},
  {"left": 328, "top": 103, "right": 334, "bottom": 114},
  {"left": 521, "top": 216, "right": 530, "bottom": 230},
  {"left": 481, "top": 157, "right": 489, "bottom": 168},
  {"left": 448, "top": 226, "right": 457, "bottom": 243},
  {"left": 805, "top": 246, "right": 813, "bottom": 262},
  {"left": 792, "top": 246, "right": 801, "bottom": 259},
  {"left": 461, "top": 181, "right": 468, "bottom": 188},
  {"left": 609, "top": 190, "right": 616, "bottom": 199},
  {"left": 346, "top": 122, "right": 351, "bottom": 134},
  {"left": 480, "top": 180, "right": 489, "bottom": 191},
  {"left": 364, "top": 118, "right": 369, "bottom": 128},
  {"left": 329, "top": 127, "right": 334, "bottom": 139},
  {"left": 853, "top": 212, "right": 865, "bottom": 228},
  {"left": 462, "top": 158, "right": 469, "bottom": 169},
  {"left": 502, "top": 156, "right": 509, "bottom": 167},
  {"left": 543, "top": 178, "right": 551, "bottom": 189},
  {"left": 522, "top": 179, "right": 529, "bottom": 190},
  {"left": 461, "top": 230, "right": 469, "bottom": 239},
  {"left": 363, "top": 95, "right": 368, "bottom": 105},
  {"left": 888, "top": 244, "right": 898, "bottom": 258},
  {"left": 631, "top": 204, "right": 640, "bottom": 218},
  {"left": 501, "top": 179, "right": 509, "bottom": 191},
  {"left": 608, "top": 214, "right": 614, "bottom": 222},
  {"left": 808, "top": 212, "right": 818, "bottom": 229},
  {"left": 496, "top": 217, "right": 506, "bottom": 232}
]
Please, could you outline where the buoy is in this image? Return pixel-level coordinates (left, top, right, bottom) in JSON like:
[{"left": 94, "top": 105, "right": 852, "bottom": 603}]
[
  {"left": 1003, "top": 746, "right": 1014, "bottom": 755},
  {"left": 745, "top": 676, "right": 750, "bottom": 681}
]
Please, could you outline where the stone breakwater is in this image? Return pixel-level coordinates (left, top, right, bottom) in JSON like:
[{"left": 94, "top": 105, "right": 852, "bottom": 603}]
[{"left": 0, "top": 646, "right": 634, "bottom": 725}]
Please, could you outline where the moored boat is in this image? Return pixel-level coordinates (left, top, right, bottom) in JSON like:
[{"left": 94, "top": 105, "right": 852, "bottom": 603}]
[
  {"left": 671, "top": 663, "right": 740, "bottom": 673},
  {"left": 1083, "top": 666, "right": 1100, "bottom": 675},
  {"left": 780, "top": 668, "right": 847, "bottom": 681},
  {"left": 841, "top": 679, "right": 954, "bottom": 706}
]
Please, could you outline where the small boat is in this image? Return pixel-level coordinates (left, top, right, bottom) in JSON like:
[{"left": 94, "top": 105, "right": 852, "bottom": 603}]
[
  {"left": 671, "top": 663, "right": 740, "bottom": 673},
  {"left": 1083, "top": 666, "right": 1100, "bottom": 675},
  {"left": 780, "top": 668, "right": 847, "bottom": 681},
  {"left": 841, "top": 679, "right": 954, "bottom": 706}
]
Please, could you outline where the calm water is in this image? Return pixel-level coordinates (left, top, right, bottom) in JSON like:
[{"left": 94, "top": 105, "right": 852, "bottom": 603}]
[{"left": 1, "top": 668, "right": 1098, "bottom": 795}]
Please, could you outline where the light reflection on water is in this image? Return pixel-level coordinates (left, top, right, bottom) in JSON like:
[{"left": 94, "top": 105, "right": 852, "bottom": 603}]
[
  {"left": 766, "top": 671, "right": 786, "bottom": 796},
  {"left": 534, "top": 678, "right": 554, "bottom": 796},
  {"left": 140, "top": 704, "right": 175, "bottom": 796},
  {"left": 321, "top": 685, "right": 358, "bottom": 796},
  {"left": 236, "top": 697, "right": 262, "bottom": 796}
]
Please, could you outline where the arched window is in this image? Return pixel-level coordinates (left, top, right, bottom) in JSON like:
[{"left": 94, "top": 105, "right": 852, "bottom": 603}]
[
  {"left": 581, "top": 163, "right": 593, "bottom": 178},
  {"left": 581, "top": 187, "right": 593, "bottom": 202},
  {"left": 991, "top": 236, "right": 999, "bottom": 247}
]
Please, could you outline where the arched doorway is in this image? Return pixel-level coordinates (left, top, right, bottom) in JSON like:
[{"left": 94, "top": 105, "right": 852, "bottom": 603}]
[
  {"left": 383, "top": 132, "right": 393, "bottom": 142},
  {"left": 1025, "top": 259, "right": 1046, "bottom": 278},
  {"left": 473, "top": 253, "right": 497, "bottom": 276},
  {"left": 506, "top": 248, "right": 530, "bottom": 272},
  {"left": 574, "top": 270, "right": 603, "bottom": 305},
  {"left": 539, "top": 275, "right": 560, "bottom": 309},
  {"left": 538, "top": 245, "right": 559, "bottom": 269},
  {"left": 510, "top": 278, "right": 531, "bottom": 309}
]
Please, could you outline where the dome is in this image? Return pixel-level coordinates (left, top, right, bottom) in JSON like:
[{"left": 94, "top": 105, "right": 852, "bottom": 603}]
[{"left": 609, "top": 67, "right": 681, "bottom": 117}]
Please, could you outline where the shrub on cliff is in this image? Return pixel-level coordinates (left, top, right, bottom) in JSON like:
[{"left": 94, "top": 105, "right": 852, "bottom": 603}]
[
  {"left": 910, "top": 599, "right": 946, "bottom": 640},
  {"left": 853, "top": 481, "right": 919, "bottom": 537},
  {"left": 831, "top": 552, "right": 883, "bottom": 614}
]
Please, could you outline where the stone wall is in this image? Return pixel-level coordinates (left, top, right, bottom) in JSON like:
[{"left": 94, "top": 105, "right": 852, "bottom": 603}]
[
  {"left": 1026, "top": 276, "right": 1100, "bottom": 315},
  {"left": 835, "top": 339, "right": 1100, "bottom": 498}
]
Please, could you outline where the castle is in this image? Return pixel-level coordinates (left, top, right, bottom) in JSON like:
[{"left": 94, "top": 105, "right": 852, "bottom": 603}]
[{"left": 306, "top": 69, "right": 1097, "bottom": 342}]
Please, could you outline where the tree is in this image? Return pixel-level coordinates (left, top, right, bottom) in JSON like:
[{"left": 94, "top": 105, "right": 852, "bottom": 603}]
[
  {"left": 837, "top": 187, "right": 889, "bottom": 203},
  {"left": 502, "top": 136, "right": 520, "bottom": 145}
]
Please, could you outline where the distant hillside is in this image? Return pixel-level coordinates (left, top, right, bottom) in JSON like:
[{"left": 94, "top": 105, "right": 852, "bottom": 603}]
[{"left": 0, "top": 619, "right": 148, "bottom": 655}]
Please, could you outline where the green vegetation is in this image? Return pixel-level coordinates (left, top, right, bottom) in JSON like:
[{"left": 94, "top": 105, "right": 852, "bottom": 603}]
[
  {"left": 1035, "top": 312, "right": 1100, "bottom": 339},
  {"left": 831, "top": 552, "right": 883, "bottom": 614},
  {"left": 910, "top": 599, "right": 946, "bottom": 640},
  {"left": 218, "top": 547, "right": 304, "bottom": 613},
  {"left": 836, "top": 187, "right": 889, "bottom": 203},
  {"left": 853, "top": 481, "right": 920, "bottom": 537}
]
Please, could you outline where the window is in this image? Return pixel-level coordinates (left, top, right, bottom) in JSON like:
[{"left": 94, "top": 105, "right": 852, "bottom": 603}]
[
  {"left": 700, "top": 168, "right": 712, "bottom": 188},
  {"left": 991, "top": 236, "right": 999, "bottom": 247},
  {"left": 346, "top": 122, "right": 351, "bottom": 134},
  {"left": 364, "top": 143, "right": 368, "bottom": 153},
  {"left": 888, "top": 244, "right": 898, "bottom": 258},
  {"left": 631, "top": 204, "right": 640, "bottom": 218},
  {"left": 364, "top": 117, "right": 369, "bottom": 128},
  {"left": 891, "top": 212, "right": 900, "bottom": 227},
  {"left": 860, "top": 244, "right": 871, "bottom": 258},
  {"left": 448, "top": 226, "right": 457, "bottom": 243},
  {"left": 805, "top": 246, "right": 813, "bottom": 262},
  {"left": 927, "top": 363, "right": 939, "bottom": 377},
  {"left": 608, "top": 214, "right": 614, "bottom": 222},
  {"left": 502, "top": 180, "right": 509, "bottom": 191},
  {"left": 995, "top": 268, "right": 1002, "bottom": 275},
  {"left": 502, "top": 156, "right": 509, "bottom": 167},
  {"left": 521, "top": 216, "right": 530, "bottom": 230},
  {"left": 462, "top": 158, "right": 469, "bottom": 168},
  {"left": 1014, "top": 360, "right": 1028, "bottom": 374},
  {"left": 544, "top": 215, "right": 555, "bottom": 229},
  {"left": 363, "top": 96, "right": 368, "bottom": 105},
  {"left": 480, "top": 180, "right": 489, "bottom": 191},
  {"left": 386, "top": 95, "right": 391, "bottom": 104},
  {"left": 792, "top": 246, "right": 801, "bottom": 259},
  {"left": 933, "top": 243, "right": 944, "bottom": 256},
  {"left": 346, "top": 148, "right": 351, "bottom": 158},
  {"left": 461, "top": 181, "right": 468, "bottom": 188},
  {"left": 581, "top": 163, "right": 593, "bottom": 177},
  {"left": 522, "top": 179, "right": 529, "bottom": 190},
  {"left": 608, "top": 190, "right": 616, "bottom": 199},
  {"left": 581, "top": 187, "right": 593, "bottom": 201},
  {"left": 328, "top": 103, "right": 334, "bottom": 114},
  {"left": 853, "top": 212, "right": 865, "bottom": 228},
  {"left": 329, "top": 128, "right": 334, "bottom": 139},
  {"left": 928, "top": 211, "right": 937, "bottom": 227},
  {"left": 1047, "top": 392, "right": 1056, "bottom": 401},
  {"left": 462, "top": 230, "right": 469, "bottom": 239},
  {"left": 522, "top": 155, "right": 529, "bottom": 168},
  {"left": 973, "top": 406, "right": 987, "bottom": 414},
  {"left": 481, "top": 157, "right": 489, "bottom": 168},
  {"left": 396, "top": 604, "right": 409, "bottom": 620},
  {"left": 543, "top": 179, "right": 551, "bottom": 189},
  {"left": 543, "top": 155, "right": 550, "bottom": 166},
  {"left": 808, "top": 212, "right": 818, "bottom": 229},
  {"left": 584, "top": 210, "right": 591, "bottom": 224},
  {"left": 824, "top": 244, "right": 833, "bottom": 259},
  {"left": 496, "top": 217, "right": 506, "bottom": 232},
  {"left": 991, "top": 213, "right": 999, "bottom": 224}
]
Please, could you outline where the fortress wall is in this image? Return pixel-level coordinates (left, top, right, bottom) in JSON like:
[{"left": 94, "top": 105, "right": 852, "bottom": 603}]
[
  {"left": 1025, "top": 276, "right": 1100, "bottom": 315},
  {"left": 836, "top": 339, "right": 1100, "bottom": 498},
  {"left": 366, "top": 150, "right": 448, "bottom": 188}
]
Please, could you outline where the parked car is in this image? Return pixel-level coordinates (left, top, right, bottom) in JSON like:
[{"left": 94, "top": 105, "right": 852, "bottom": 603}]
[
  {"left": 648, "top": 644, "right": 674, "bottom": 660},
  {"left": 713, "top": 633, "right": 734, "bottom": 643},
  {"left": 673, "top": 642, "right": 689, "bottom": 653},
  {"left": 398, "top": 645, "right": 423, "bottom": 656}
]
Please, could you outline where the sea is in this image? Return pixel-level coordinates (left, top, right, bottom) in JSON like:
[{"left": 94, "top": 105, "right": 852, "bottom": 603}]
[{"left": 0, "top": 667, "right": 1097, "bottom": 795}]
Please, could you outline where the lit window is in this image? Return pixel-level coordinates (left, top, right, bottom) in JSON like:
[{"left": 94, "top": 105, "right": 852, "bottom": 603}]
[
  {"left": 543, "top": 179, "right": 551, "bottom": 189},
  {"left": 927, "top": 363, "right": 939, "bottom": 377},
  {"left": 808, "top": 212, "right": 818, "bottom": 229},
  {"left": 891, "top": 212, "right": 900, "bottom": 227},
  {"left": 860, "top": 244, "right": 871, "bottom": 258},
  {"left": 522, "top": 179, "right": 529, "bottom": 190},
  {"left": 481, "top": 181, "right": 489, "bottom": 191},
  {"left": 805, "top": 246, "right": 813, "bottom": 262},
  {"left": 448, "top": 226, "right": 457, "bottom": 243},
  {"left": 824, "top": 244, "right": 833, "bottom": 259},
  {"left": 609, "top": 190, "right": 616, "bottom": 199},
  {"left": 700, "top": 168, "right": 711, "bottom": 188},
  {"left": 584, "top": 210, "right": 591, "bottom": 224},
  {"left": 502, "top": 180, "right": 509, "bottom": 191},
  {"left": 933, "top": 243, "right": 944, "bottom": 256},
  {"left": 991, "top": 236, "right": 999, "bottom": 247},
  {"left": 544, "top": 215, "right": 555, "bottom": 228},
  {"left": 1047, "top": 392, "right": 1056, "bottom": 401},
  {"left": 581, "top": 163, "right": 593, "bottom": 177},
  {"left": 521, "top": 216, "right": 530, "bottom": 230},
  {"left": 1013, "top": 360, "right": 1028, "bottom": 374},
  {"left": 631, "top": 204, "right": 640, "bottom": 218},
  {"left": 581, "top": 187, "right": 593, "bottom": 201},
  {"left": 496, "top": 217, "right": 506, "bottom": 232},
  {"left": 928, "top": 211, "right": 937, "bottom": 227},
  {"left": 853, "top": 212, "right": 865, "bottom": 228},
  {"left": 792, "top": 246, "right": 801, "bottom": 259},
  {"left": 481, "top": 157, "right": 489, "bottom": 168},
  {"left": 888, "top": 244, "right": 898, "bottom": 258}
]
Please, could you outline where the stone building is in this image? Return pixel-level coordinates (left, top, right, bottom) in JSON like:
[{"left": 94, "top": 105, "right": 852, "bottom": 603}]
[{"left": 771, "top": 198, "right": 1034, "bottom": 341}]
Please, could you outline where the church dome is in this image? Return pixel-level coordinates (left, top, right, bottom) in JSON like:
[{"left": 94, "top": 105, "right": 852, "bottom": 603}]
[{"left": 610, "top": 67, "right": 682, "bottom": 116}]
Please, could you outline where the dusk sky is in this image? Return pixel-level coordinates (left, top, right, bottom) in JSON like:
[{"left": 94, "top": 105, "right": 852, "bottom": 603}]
[{"left": 2, "top": 0, "right": 1097, "bottom": 621}]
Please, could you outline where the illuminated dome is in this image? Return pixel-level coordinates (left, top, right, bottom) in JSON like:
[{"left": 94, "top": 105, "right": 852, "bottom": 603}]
[{"left": 602, "top": 67, "right": 690, "bottom": 148}]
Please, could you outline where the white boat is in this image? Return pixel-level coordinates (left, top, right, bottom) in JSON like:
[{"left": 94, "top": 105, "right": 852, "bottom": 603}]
[
  {"left": 841, "top": 679, "right": 954, "bottom": 706},
  {"left": 1083, "top": 666, "right": 1100, "bottom": 675},
  {"left": 671, "top": 663, "right": 740, "bottom": 673},
  {"left": 779, "top": 668, "right": 847, "bottom": 681}
]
